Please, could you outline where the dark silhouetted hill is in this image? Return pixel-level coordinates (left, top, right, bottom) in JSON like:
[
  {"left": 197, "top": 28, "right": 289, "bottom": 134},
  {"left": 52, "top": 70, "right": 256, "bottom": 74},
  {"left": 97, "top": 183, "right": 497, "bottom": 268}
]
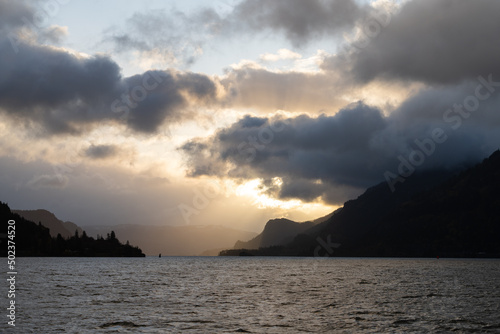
[
  {"left": 222, "top": 150, "right": 500, "bottom": 257},
  {"left": 369, "top": 150, "right": 500, "bottom": 257},
  {"left": 234, "top": 218, "right": 316, "bottom": 249},
  {"left": 1, "top": 202, "right": 144, "bottom": 257},
  {"left": 232, "top": 212, "right": 334, "bottom": 250},
  {"left": 13, "top": 209, "right": 83, "bottom": 239}
]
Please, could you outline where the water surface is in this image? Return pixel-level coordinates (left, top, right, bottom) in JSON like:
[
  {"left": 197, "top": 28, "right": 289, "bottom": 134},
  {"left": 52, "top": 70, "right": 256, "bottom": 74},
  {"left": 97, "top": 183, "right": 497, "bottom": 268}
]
[{"left": 7, "top": 257, "right": 500, "bottom": 333}]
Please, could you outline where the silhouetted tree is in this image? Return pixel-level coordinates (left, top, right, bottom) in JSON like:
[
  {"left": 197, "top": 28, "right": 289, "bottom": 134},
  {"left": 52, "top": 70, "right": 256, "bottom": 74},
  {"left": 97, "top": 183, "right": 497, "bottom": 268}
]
[{"left": 0, "top": 202, "right": 145, "bottom": 257}]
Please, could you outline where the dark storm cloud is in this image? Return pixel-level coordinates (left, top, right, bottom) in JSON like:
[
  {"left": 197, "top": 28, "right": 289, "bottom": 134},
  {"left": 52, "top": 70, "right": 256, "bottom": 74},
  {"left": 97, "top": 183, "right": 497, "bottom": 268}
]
[
  {"left": 274, "top": 178, "right": 327, "bottom": 202},
  {"left": 227, "top": 0, "right": 364, "bottom": 46},
  {"left": 114, "top": 70, "right": 216, "bottom": 133},
  {"left": 84, "top": 145, "right": 119, "bottom": 160},
  {"left": 324, "top": 0, "right": 500, "bottom": 85},
  {"left": 181, "top": 83, "right": 500, "bottom": 205},
  {"left": 180, "top": 103, "right": 390, "bottom": 203},
  {"left": 0, "top": 3, "right": 218, "bottom": 136},
  {"left": 0, "top": 41, "right": 122, "bottom": 111}
]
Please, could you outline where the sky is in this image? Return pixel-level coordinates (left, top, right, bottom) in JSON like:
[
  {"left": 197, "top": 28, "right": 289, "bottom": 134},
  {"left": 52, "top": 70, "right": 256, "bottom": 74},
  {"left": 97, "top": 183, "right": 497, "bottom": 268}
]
[{"left": 1, "top": 0, "right": 500, "bottom": 232}]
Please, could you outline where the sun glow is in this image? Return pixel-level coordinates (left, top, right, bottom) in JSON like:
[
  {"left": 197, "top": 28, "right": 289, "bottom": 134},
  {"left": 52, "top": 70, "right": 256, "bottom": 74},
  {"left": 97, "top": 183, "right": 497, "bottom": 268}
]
[{"left": 233, "top": 178, "right": 333, "bottom": 214}]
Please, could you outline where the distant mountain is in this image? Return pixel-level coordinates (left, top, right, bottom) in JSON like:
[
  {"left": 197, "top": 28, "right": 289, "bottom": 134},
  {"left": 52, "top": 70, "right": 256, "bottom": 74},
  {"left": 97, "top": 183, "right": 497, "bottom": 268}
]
[
  {"left": 233, "top": 212, "right": 335, "bottom": 250},
  {"left": 7, "top": 207, "right": 257, "bottom": 256},
  {"left": 222, "top": 150, "right": 500, "bottom": 257},
  {"left": 83, "top": 224, "right": 257, "bottom": 256},
  {"left": 13, "top": 209, "right": 83, "bottom": 239},
  {"left": 229, "top": 169, "right": 451, "bottom": 254},
  {"left": 234, "top": 218, "right": 317, "bottom": 249},
  {"left": 1, "top": 202, "right": 144, "bottom": 257}
]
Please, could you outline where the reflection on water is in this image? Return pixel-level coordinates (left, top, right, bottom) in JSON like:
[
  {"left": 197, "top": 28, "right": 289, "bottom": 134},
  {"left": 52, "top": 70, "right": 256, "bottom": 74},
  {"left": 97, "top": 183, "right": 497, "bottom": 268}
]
[{"left": 10, "top": 257, "right": 500, "bottom": 333}]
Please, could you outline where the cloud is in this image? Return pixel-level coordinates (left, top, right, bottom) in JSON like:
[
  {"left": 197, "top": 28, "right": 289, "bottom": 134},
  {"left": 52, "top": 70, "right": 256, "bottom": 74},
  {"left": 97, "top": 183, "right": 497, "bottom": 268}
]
[
  {"left": 114, "top": 70, "right": 217, "bottom": 133},
  {"left": 272, "top": 178, "right": 326, "bottom": 202},
  {"left": 103, "top": 0, "right": 367, "bottom": 67},
  {"left": 84, "top": 144, "right": 119, "bottom": 160},
  {"left": 38, "top": 25, "right": 68, "bottom": 44},
  {"left": 220, "top": 63, "right": 347, "bottom": 113},
  {"left": 0, "top": 0, "right": 33, "bottom": 34},
  {"left": 181, "top": 88, "right": 500, "bottom": 205},
  {"left": 180, "top": 102, "right": 390, "bottom": 204},
  {"left": 0, "top": 20, "right": 218, "bottom": 135},
  {"left": 0, "top": 155, "right": 279, "bottom": 232},
  {"left": 3, "top": 0, "right": 500, "bottom": 210},
  {"left": 0, "top": 1, "right": 219, "bottom": 135},
  {"left": 0, "top": 42, "right": 122, "bottom": 110},
  {"left": 104, "top": 9, "right": 210, "bottom": 68},
  {"left": 227, "top": 0, "right": 365, "bottom": 46},
  {"left": 0, "top": 0, "right": 70, "bottom": 48},
  {"left": 27, "top": 174, "right": 68, "bottom": 189},
  {"left": 324, "top": 0, "right": 500, "bottom": 85},
  {"left": 260, "top": 49, "right": 302, "bottom": 63},
  {"left": 0, "top": 155, "right": 186, "bottom": 225}
]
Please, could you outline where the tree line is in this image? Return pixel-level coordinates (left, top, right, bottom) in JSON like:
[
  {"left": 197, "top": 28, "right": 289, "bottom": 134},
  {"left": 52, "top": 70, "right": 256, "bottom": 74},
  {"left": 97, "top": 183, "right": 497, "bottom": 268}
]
[{"left": 1, "top": 202, "right": 144, "bottom": 257}]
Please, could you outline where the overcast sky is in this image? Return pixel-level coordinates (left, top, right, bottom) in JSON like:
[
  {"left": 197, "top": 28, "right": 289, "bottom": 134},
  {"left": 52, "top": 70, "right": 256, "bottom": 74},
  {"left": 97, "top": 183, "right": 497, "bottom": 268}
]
[{"left": 1, "top": 0, "right": 499, "bottom": 232}]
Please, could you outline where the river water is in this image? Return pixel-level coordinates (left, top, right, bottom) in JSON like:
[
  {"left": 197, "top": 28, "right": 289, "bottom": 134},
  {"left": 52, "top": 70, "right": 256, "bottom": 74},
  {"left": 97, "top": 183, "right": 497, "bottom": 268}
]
[{"left": 4, "top": 257, "right": 500, "bottom": 333}]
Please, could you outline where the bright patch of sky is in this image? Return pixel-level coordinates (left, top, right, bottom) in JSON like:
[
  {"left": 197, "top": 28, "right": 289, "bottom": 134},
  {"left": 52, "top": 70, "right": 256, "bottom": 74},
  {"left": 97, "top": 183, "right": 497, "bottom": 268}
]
[{"left": 45, "top": 0, "right": 338, "bottom": 76}]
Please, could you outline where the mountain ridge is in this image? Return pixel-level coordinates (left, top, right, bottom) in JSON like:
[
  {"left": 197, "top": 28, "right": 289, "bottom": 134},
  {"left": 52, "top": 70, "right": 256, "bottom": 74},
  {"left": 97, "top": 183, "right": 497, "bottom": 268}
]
[
  {"left": 13, "top": 209, "right": 83, "bottom": 239},
  {"left": 10, "top": 209, "right": 257, "bottom": 256},
  {"left": 234, "top": 218, "right": 316, "bottom": 249},
  {"left": 233, "top": 211, "right": 335, "bottom": 250},
  {"left": 221, "top": 150, "right": 500, "bottom": 257},
  {"left": 1, "top": 202, "right": 144, "bottom": 257}
]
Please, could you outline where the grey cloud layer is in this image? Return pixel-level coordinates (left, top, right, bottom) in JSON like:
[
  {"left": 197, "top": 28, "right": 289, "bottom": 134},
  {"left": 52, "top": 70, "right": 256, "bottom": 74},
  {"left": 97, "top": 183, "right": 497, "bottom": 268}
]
[
  {"left": 0, "top": 155, "right": 192, "bottom": 226},
  {"left": 0, "top": 4, "right": 217, "bottom": 135},
  {"left": 180, "top": 103, "right": 390, "bottom": 204},
  {"left": 220, "top": 65, "right": 346, "bottom": 113},
  {"left": 181, "top": 86, "right": 500, "bottom": 205},
  {"left": 3, "top": 0, "right": 500, "bottom": 208},
  {"left": 0, "top": 0, "right": 33, "bottom": 34},
  {"left": 191, "top": 0, "right": 500, "bottom": 204},
  {"left": 0, "top": 43, "right": 216, "bottom": 134},
  {"left": 3, "top": 0, "right": 358, "bottom": 136},
  {"left": 324, "top": 0, "right": 500, "bottom": 85},
  {"left": 226, "top": 0, "right": 364, "bottom": 46},
  {"left": 115, "top": 70, "right": 216, "bottom": 133},
  {"left": 84, "top": 144, "right": 119, "bottom": 160}
]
